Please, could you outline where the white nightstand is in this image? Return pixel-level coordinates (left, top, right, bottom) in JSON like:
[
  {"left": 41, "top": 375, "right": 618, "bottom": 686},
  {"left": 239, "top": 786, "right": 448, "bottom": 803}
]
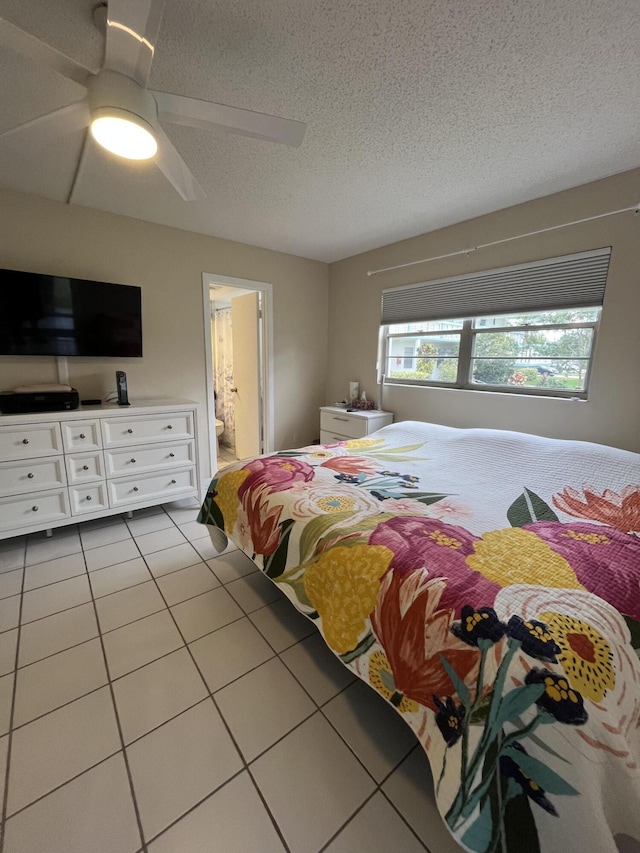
[{"left": 319, "top": 406, "right": 394, "bottom": 444}]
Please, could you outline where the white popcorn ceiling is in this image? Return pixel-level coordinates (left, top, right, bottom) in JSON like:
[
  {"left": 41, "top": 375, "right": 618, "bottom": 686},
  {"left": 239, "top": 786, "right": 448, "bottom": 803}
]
[{"left": 0, "top": 0, "right": 638, "bottom": 262}]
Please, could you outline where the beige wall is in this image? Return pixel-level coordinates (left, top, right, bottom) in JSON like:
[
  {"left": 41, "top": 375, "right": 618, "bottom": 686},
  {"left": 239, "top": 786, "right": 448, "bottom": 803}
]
[
  {"left": 0, "top": 188, "right": 329, "bottom": 479},
  {"left": 327, "top": 168, "right": 640, "bottom": 453}
]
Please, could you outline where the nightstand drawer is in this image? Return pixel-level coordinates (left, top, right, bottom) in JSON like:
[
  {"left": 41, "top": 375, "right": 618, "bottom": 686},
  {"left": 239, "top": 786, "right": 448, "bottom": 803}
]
[
  {"left": 320, "top": 430, "right": 351, "bottom": 444},
  {"left": 320, "top": 412, "right": 368, "bottom": 439}
]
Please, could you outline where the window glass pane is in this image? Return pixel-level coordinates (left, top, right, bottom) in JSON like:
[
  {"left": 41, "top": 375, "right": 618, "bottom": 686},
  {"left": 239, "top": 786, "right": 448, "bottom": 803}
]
[
  {"left": 387, "top": 356, "right": 459, "bottom": 381},
  {"left": 388, "top": 318, "right": 464, "bottom": 334},
  {"left": 473, "top": 307, "right": 600, "bottom": 328}
]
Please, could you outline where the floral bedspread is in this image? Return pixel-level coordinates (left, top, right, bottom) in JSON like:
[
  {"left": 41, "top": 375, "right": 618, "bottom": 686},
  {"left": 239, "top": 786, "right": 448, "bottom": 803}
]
[{"left": 197, "top": 420, "right": 640, "bottom": 853}]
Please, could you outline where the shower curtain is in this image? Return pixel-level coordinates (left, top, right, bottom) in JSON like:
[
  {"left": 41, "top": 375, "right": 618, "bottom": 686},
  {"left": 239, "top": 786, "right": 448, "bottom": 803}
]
[{"left": 213, "top": 307, "right": 236, "bottom": 449}]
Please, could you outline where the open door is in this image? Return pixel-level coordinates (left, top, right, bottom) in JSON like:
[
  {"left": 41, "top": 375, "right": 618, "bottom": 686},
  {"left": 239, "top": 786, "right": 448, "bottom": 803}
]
[{"left": 231, "top": 291, "right": 262, "bottom": 459}]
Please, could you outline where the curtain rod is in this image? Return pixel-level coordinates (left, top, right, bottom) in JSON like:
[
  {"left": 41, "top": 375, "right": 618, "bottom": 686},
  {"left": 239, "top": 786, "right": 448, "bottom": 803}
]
[{"left": 366, "top": 202, "right": 640, "bottom": 277}]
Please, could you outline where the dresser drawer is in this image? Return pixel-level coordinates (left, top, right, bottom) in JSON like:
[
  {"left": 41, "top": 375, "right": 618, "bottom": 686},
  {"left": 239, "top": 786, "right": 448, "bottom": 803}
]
[
  {"left": 105, "top": 440, "right": 195, "bottom": 477},
  {"left": 61, "top": 419, "right": 102, "bottom": 452},
  {"left": 102, "top": 412, "right": 194, "bottom": 447},
  {"left": 320, "top": 430, "right": 351, "bottom": 444},
  {"left": 0, "top": 488, "right": 70, "bottom": 531},
  {"left": 0, "top": 456, "right": 66, "bottom": 497},
  {"left": 320, "top": 411, "right": 368, "bottom": 439},
  {"left": 0, "top": 422, "right": 63, "bottom": 461},
  {"left": 108, "top": 466, "right": 196, "bottom": 507},
  {"left": 69, "top": 482, "right": 109, "bottom": 516},
  {"left": 66, "top": 451, "right": 106, "bottom": 485}
]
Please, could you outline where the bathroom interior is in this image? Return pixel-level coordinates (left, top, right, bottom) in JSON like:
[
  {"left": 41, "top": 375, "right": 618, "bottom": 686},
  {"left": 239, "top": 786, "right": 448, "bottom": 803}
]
[{"left": 210, "top": 289, "right": 238, "bottom": 472}]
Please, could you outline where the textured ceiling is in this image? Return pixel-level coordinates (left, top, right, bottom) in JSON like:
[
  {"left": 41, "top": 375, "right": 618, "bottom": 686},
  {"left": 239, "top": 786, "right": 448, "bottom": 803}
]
[{"left": 0, "top": 0, "right": 639, "bottom": 262}]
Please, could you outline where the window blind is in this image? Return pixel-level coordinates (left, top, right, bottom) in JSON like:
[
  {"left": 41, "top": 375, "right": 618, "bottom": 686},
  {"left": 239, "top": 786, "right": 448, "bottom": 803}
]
[{"left": 380, "top": 247, "right": 611, "bottom": 325}]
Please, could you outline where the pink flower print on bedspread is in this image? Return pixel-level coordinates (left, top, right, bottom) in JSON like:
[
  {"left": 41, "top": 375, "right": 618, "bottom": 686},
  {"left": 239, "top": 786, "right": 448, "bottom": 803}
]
[
  {"left": 525, "top": 521, "right": 640, "bottom": 621},
  {"left": 369, "top": 517, "right": 501, "bottom": 614},
  {"left": 553, "top": 484, "right": 640, "bottom": 534},
  {"left": 237, "top": 455, "right": 315, "bottom": 500}
]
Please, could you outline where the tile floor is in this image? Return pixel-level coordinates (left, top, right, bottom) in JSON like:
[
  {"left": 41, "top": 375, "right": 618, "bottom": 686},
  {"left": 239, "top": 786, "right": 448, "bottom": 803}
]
[
  {"left": 0, "top": 501, "right": 465, "bottom": 853},
  {"left": 216, "top": 445, "right": 238, "bottom": 472}
]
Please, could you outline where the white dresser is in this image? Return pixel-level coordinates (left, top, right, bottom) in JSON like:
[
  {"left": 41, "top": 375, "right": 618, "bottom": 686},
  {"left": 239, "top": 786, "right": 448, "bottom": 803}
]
[
  {"left": 0, "top": 399, "right": 199, "bottom": 540},
  {"left": 319, "top": 406, "right": 394, "bottom": 444}
]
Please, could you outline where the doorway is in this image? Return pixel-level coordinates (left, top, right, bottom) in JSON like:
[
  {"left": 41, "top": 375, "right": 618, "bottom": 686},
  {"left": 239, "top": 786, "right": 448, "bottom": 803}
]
[{"left": 202, "top": 273, "right": 274, "bottom": 479}]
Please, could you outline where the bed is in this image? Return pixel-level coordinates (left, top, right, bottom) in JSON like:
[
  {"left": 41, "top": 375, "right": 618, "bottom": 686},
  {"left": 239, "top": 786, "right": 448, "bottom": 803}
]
[{"left": 197, "top": 420, "right": 640, "bottom": 853}]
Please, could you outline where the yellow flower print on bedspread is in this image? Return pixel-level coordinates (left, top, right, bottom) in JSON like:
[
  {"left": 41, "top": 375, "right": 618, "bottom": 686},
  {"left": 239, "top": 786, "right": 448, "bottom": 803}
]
[
  {"left": 304, "top": 544, "right": 393, "bottom": 654},
  {"left": 215, "top": 469, "right": 250, "bottom": 533},
  {"left": 466, "top": 527, "right": 584, "bottom": 590}
]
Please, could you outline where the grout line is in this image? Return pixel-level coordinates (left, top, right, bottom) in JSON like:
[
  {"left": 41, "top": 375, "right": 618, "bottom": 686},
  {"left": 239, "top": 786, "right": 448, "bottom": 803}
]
[
  {"left": 0, "top": 533, "right": 27, "bottom": 853},
  {"left": 316, "top": 788, "right": 380, "bottom": 852},
  {"left": 379, "top": 782, "right": 434, "bottom": 852},
  {"left": 81, "top": 536, "right": 148, "bottom": 852}
]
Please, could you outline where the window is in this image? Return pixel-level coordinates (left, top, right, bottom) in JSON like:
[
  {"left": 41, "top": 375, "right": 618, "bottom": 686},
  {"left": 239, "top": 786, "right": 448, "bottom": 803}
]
[
  {"left": 379, "top": 248, "right": 610, "bottom": 399},
  {"left": 382, "top": 307, "right": 600, "bottom": 397}
]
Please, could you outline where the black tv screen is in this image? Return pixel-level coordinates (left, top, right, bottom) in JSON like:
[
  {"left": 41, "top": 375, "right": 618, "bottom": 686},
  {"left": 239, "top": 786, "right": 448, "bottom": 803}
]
[{"left": 0, "top": 270, "right": 142, "bottom": 357}]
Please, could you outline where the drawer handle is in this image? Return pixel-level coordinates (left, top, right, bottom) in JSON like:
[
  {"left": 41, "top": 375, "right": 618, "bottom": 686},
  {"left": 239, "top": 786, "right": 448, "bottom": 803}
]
[
  {"left": 32, "top": 505, "right": 38, "bottom": 512},
  {"left": 127, "top": 429, "right": 133, "bottom": 434},
  {"left": 86, "top": 495, "right": 92, "bottom": 501},
  {"left": 130, "top": 458, "right": 136, "bottom": 464},
  {"left": 82, "top": 465, "right": 89, "bottom": 471},
  {"left": 27, "top": 472, "right": 34, "bottom": 479},
  {"left": 22, "top": 438, "right": 29, "bottom": 445},
  {"left": 79, "top": 433, "right": 86, "bottom": 439},
  {"left": 169, "top": 452, "right": 175, "bottom": 458},
  {"left": 133, "top": 486, "right": 139, "bottom": 492},
  {"left": 166, "top": 424, "right": 173, "bottom": 430},
  {"left": 171, "top": 479, "right": 176, "bottom": 484},
  {"left": 332, "top": 416, "right": 348, "bottom": 422}
]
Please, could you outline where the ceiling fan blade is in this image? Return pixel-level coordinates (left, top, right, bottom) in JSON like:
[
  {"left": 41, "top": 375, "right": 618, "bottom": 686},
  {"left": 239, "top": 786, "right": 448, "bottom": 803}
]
[
  {"left": 0, "top": 102, "right": 90, "bottom": 153},
  {"left": 0, "top": 17, "right": 92, "bottom": 86},
  {"left": 152, "top": 90, "right": 307, "bottom": 147},
  {"left": 154, "top": 126, "right": 205, "bottom": 201},
  {"left": 103, "top": 0, "right": 165, "bottom": 87}
]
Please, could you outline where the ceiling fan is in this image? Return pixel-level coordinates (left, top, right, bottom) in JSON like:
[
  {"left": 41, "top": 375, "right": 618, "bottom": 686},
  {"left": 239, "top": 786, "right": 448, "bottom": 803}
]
[{"left": 0, "top": 0, "right": 307, "bottom": 200}]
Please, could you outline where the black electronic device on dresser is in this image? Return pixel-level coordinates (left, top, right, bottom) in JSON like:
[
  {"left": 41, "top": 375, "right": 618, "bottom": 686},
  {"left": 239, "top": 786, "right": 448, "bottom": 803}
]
[
  {"left": 116, "top": 371, "right": 130, "bottom": 406},
  {"left": 0, "top": 386, "right": 80, "bottom": 414}
]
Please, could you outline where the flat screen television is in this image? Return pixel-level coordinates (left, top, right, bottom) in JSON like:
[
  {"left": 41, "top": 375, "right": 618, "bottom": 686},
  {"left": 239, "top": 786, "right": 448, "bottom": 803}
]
[{"left": 0, "top": 269, "right": 142, "bottom": 357}]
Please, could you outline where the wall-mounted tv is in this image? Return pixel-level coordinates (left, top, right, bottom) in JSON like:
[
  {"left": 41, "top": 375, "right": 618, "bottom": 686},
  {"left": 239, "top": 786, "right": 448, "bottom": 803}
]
[{"left": 0, "top": 270, "right": 142, "bottom": 358}]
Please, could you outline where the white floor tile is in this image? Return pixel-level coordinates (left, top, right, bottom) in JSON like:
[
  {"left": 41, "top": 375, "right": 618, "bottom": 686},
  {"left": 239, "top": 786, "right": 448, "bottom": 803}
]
[
  {"left": 0, "top": 628, "right": 17, "bottom": 675},
  {"left": 155, "top": 562, "right": 219, "bottom": 606},
  {"left": 280, "top": 632, "right": 355, "bottom": 705},
  {"left": 0, "top": 569, "right": 23, "bottom": 599},
  {"left": 135, "top": 527, "right": 187, "bottom": 556},
  {"left": 208, "top": 549, "right": 258, "bottom": 585},
  {"left": 164, "top": 505, "right": 201, "bottom": 525},
  {"left": 126, "top": 513, "right": 174, "bottom": 537},
  {"left": 18, "top": 603, "right": 98, "bottom": 668},
  {"left": 0, "top": 549, "right": 25, "bottom": 573},
  {"left": 96, "top": 580, "right": 165, "bottom": 633},
  {"left": 382, "top": 748, "right": 466, "bottom": 853},
  {"left": 127, "top": 699, "right": 243, "bottom": 842},
  {"left": 0, "top": 672, "right": 14, "bottom": 735},
  {"left": 3, "top": 753, "right": 141, "bottom": 853},
  {"left": 85, "top": 539, "right": 140, "bottom": 572},
  {"left": 21, "top": 575, "right": 91, "bottom": 624},
  {"left": 192, "top": 537, "right": 230, "bottom": 562},
  {"left": 251, "top": 713, "right": 376, "bottom": 853},
  {"left": 249, "top": 598, "right": 316, "bottom": 653},
  {"left": 7, "top": 686, "right": 121, "bottom": 816},
  {"left": 325, "top": 791, "right": 427, "bottom": 853},
  {"left": 148, "top": 771, "right": 286, "bottom": 853},
  {"left": 170, "top": 587, "right": 243, "bottom": 643},
  {"left": 13, "top": 638, "right": 107, "bottom": 727},
  {"left": 0, "top": 595, "right": 20, "bottom": 632},
  {"left": 79, "top": 521, "right": 131, "bottom": 551},
  {"left": 226, "top": 571, "right": 283, "bottom": 614},
  {"left": 177, "top": 520, "right": 210, "bottom": 541},
  {"left": 113, "top": 647, "right": 208, "bottom": 744},
  {"left": 144, "top": 542, "right": 202, "bottom": 577},
  {"left": 25, "top": 530, "right": 81, "bottom": 567},
  {"left": 89, "top": 557, "right": 152, "bottom": 598},
  {"left": 102, "top": 610, "right": 184, "bottom": 679},
  {"left": 190, "top": 618, "right": 274, "bottom": 693},
  {"left": 23, "top": 552, "right": 86, "bottom": 591},
  {"left": 323, "top": 680, "right": 417, "bottom": 782},
  {"left": 216, "top": 658, "right": 315, "bottom": 761}
]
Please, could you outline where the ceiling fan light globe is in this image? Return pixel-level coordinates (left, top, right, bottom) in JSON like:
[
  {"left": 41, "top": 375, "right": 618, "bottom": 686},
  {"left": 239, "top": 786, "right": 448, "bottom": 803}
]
[{"left": 90, "top": 108, "right": 157, "bottom": 160}]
